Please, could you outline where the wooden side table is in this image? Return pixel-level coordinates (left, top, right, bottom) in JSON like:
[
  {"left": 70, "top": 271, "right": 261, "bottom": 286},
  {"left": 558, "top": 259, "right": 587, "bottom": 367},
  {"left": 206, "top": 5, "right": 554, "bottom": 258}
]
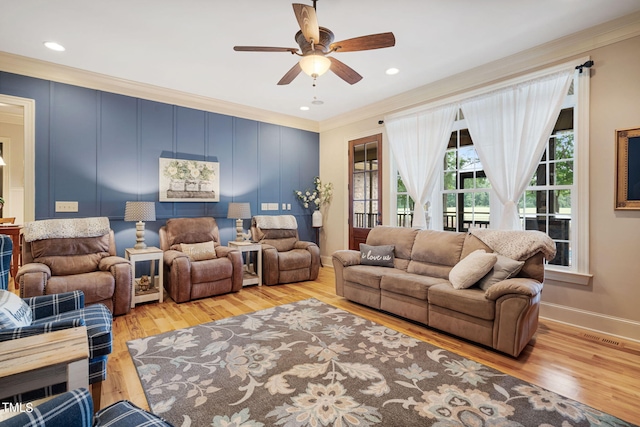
[
  {"left": 228, "top": 241, "right": 262, "bottom": 286},
  {"left": 0, "top": 326, "right": 89, "bottom": 400},
  {"left": 125, "top": 247, "right": 164, "bottom": 308},
  {"left": 0, "top": 224, "right": 22, "bottom": 281}
]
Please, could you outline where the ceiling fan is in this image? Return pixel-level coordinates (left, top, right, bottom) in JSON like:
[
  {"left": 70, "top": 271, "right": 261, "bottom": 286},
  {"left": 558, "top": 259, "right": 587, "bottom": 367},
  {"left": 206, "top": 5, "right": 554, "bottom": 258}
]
[{"left": 233, "top": 1, "right": 396, "bottom": 85}]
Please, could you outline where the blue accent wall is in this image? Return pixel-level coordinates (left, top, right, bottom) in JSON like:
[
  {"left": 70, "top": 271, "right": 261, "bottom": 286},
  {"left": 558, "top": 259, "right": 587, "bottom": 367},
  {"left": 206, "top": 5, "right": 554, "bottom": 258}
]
[{"left": 0, "top": 72, "right": 320, "bottom": 255}]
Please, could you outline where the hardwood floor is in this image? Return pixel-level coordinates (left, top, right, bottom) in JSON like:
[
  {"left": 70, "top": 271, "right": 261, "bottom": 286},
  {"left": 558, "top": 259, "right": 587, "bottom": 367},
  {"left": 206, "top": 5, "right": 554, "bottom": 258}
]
[{"left": 100, "top": 267, "right": 640, "bottom": 425}]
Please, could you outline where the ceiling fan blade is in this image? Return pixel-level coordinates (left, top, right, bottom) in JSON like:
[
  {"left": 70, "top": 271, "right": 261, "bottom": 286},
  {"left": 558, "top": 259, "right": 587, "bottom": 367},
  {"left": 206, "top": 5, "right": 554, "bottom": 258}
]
[
  {"left": 292, "top": 3, "right": 320, "bottom": 44},
  {"left": 330, "top": 32, "right": 396, "bottom": 52},
  {"left": 277, "top": 62, "right": 303, "bottom": 85},
  {"left": 328, "top": 57, "right": 362, "bottom": 85},
  {"left": 234, "top": 46, "right": 299, "bottom": 53}
]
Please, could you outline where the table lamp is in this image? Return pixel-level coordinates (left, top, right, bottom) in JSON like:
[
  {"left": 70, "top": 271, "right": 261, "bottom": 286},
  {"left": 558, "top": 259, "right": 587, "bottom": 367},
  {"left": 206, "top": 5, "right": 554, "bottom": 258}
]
[
  {"left": 227, "top": 202, "right": 251, "bottom": 241},
  {"left": 124, "top": 201, "right": 156, "bottom": 249}
]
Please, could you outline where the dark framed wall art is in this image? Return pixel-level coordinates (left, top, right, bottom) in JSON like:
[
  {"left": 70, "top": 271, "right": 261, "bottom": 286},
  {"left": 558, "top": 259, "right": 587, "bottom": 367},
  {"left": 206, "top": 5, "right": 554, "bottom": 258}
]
[{"left": 615, "top": 127, "right": 640, "bottom": 210}]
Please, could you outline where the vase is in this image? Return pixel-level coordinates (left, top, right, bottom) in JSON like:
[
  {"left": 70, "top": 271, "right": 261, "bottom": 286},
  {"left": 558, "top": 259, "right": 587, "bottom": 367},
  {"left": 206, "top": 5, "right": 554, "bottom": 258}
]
[
  {"left": 199, "top": 181, "right": 213, "bottom": 192},
  {"left": 312, "top": 209, "right": 323, "bottom": 227},
  {"left": 185, "top": 180, "right": 198, "bottom": 191},
  {"left": 170, "top": 179, "right": 185, "bottom": 191}
]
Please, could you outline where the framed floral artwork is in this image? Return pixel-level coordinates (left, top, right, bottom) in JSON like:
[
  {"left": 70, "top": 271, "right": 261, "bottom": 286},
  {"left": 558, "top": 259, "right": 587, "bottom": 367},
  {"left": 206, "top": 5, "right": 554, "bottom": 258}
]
[{"left": 159, "top": 158, "right": 220, "bottom": 202}]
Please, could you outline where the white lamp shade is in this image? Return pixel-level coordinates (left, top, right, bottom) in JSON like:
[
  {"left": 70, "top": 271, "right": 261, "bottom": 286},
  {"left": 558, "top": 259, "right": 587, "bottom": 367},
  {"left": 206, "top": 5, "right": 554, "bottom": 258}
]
[
  {"left": 299, "top": 54, "right": 331, "bottom": 77},
  {"left": 227, "top": 202, "right": 252, "bottom": 219},
  {"left": 124, "top": 201, "right": 156, "bottom": 222}
]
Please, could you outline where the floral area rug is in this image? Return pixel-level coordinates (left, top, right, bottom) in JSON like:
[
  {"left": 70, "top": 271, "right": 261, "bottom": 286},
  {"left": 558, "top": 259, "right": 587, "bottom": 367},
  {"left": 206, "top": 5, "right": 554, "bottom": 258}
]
[{"left": 127, "top": 299, "right": 636, "bottom": 427}]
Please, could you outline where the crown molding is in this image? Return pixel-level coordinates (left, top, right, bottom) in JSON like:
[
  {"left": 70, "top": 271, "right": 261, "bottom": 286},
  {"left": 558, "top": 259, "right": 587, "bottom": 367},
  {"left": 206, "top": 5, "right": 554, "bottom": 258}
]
[
  {"left": 0, "top": 52, "right": 319, "bottom": 133},
  {"left": 2, "top": 11, "right": 638, "bottom": 136},
  {"left": 319, "top": 11, "right": 640, "bottom": 132}
]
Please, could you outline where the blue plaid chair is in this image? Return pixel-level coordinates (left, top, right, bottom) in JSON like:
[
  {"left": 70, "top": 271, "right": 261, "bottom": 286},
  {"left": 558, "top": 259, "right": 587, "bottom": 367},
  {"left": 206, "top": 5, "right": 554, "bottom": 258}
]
[
  {"left": 0, "top": 291, "right": 112, "bottom": 408},
  {"left": 0, "top": 388, "right": 174, "bottom": 427},
  {"left": 0, "top": 235, "right": 12, "bottom": 291}
]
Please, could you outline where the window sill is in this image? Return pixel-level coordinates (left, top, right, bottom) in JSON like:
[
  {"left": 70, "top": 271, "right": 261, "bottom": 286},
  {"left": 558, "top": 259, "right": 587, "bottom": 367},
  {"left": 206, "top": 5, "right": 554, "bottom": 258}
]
[{"left": 544, "top": 267, "right": 592, "bottom": 286}]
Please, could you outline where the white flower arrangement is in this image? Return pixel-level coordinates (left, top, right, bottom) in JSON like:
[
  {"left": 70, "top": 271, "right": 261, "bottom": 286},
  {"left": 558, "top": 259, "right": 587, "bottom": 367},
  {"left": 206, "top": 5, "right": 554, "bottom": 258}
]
[
  {"left": 163, "top": 160, "right": 215, "bottom": 181},
  {"left": 295, "top": 176, "right": 333, "bottom": 209}
]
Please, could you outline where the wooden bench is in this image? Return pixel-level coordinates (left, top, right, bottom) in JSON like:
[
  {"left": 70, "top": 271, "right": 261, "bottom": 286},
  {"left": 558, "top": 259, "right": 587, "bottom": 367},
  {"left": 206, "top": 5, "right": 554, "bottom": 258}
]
[{"left": 0, "top": 326, "right": 89, "bottom": 401}]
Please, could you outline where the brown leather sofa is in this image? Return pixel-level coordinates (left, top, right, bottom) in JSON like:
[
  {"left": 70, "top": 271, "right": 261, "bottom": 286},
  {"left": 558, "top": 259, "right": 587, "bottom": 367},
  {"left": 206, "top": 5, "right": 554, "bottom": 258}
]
[
  {"left": 160, "top": 217, "right": 243, "bottom": 303},
  {"left": 17, "top": 217, "right": 132, "bottom": 316},
  {"left": 332, "top": 226, "right": 554, "bottom": 357},
  {"left": 251, "top": 215, "right": 320, "bottom": 285}
]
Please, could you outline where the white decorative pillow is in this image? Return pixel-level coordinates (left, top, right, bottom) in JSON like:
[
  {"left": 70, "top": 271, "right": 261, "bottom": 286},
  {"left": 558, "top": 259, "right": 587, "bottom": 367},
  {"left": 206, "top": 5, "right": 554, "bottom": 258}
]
[
  {"left": 449, "top": 250, "right": 498, "bottom": 290},
  {"left": 180, "top": 241, "right": 217, "bottom": 261},
  {"left": 477, "top": 254, "right": 525, "bottom": 291},
  {"left": 0, "top": 290, "right": 33, "bottom": 328}
]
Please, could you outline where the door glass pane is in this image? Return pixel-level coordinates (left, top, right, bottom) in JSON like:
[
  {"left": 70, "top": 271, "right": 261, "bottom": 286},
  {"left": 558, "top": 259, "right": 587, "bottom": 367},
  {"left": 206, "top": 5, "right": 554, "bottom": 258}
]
[
  {"left": 353, "top": 201, "right": 365, "bottom": 227},
  {"left": 351, "top": 138, "right": 380, "bottom": 229},
  {"left": 354, "top": 144, "right": 365, "bottom": 171},
  {"left": 349, "top": 134, "right": 382, "bottom": 249}
]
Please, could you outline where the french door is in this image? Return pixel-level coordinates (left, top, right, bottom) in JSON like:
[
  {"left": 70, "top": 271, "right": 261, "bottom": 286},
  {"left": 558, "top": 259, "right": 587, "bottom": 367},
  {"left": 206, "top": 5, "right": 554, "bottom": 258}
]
[{"left": 348, "top": 134, "right": 383, "bottom": 250}]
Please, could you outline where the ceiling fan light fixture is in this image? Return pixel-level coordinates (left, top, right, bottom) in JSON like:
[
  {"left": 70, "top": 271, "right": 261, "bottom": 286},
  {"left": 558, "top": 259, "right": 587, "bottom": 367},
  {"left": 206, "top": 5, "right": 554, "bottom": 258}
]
[{"left": 299, "top": 54, "right": 331, "bottom": 78}]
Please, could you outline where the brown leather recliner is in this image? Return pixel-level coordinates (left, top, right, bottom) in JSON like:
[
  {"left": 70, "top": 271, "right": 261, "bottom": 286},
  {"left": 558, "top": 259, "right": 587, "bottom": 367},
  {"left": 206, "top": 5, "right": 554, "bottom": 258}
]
[
  {"left": 17, "top": 217, "right": 132, "bottom": 316},
  {"left": 251, "top": 215, "right": 320, "bottom": 285},
  {"left": 160, "top": 217, "right": 243, "bottom": 303}
]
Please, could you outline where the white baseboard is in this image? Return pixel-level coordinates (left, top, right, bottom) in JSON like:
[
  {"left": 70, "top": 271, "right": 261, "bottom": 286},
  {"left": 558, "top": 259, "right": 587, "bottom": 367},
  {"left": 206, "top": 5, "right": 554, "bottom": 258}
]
[
  {"left": 321, "top": 255, "right": 333, "bottom": 267},
  {"left": 540, "top": 301, "right": 640, "bottom": 343}
]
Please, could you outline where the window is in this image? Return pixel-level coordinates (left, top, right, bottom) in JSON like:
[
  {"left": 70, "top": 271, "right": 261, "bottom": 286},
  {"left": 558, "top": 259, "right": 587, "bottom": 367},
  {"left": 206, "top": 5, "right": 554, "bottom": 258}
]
[
  {"left": 442, "top": 112, "right": 491, "bottom": 232},
  {"left": 391, "top": 61, "right": 589, "bottom": 279},
  {"left": 520, "top": 104, "right": 575, "bottom": 267},
  {"left": 439, "top": 106, "right": 575, "bottom": 266},
  {"left": 396, "top": 173, "right": 414, "bottom": 227},
  {"left": 438, "top": 77, "right": 579, "bottom": 268}
]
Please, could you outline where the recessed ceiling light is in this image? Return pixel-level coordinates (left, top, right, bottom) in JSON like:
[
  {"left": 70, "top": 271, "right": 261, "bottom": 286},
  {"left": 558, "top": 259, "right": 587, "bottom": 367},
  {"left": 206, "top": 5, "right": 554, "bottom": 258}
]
[
  {"left": 44, "top": 41, "right": 65, "bottom": 51},
  {"left": 386, "top": 68, "right": 400, "bottom": 75},
  {"left": 300, "top": 106, "right": 310, "bottom": 111}
]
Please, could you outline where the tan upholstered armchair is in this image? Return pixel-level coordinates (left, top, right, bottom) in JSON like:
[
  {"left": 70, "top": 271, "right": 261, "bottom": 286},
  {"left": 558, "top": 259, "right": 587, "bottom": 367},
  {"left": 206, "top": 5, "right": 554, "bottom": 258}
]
[
  {"left": 160, "top": 217, "right": 243, "bottom": 303},
  {"left": 16, "top": 217, "right": 132, "bottom": 316},
  {"left": 251, "top": 215, "right": 320, "bottom": 285}
]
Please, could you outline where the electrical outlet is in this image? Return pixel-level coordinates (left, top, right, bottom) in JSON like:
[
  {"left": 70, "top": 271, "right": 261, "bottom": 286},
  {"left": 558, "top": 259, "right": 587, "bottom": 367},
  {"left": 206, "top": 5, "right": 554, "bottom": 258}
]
[
  {"left": 261, "top": 203, "right": 268, "bottom": 211},
  {"left": 55, "top": 201, "right": 78, "bottom": 212},
  {"left": 287, "top": 203, "right": 291, "bottom": 210},
  {"left": 282, "top": 203, "right": 286, "bottom": 210}
]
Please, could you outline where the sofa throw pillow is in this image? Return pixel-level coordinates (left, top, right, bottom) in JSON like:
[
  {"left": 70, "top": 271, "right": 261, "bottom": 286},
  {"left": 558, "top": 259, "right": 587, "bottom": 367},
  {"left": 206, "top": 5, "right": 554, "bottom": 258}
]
[
  {"left": 360, "top": 244, "right": 395, "bottom": 267},
  {"left": 449, "top": 249, "right": 498, "bottom": 289},
  {"left": 0, "top": 290, "right": 32, "bottom": 328},
  {"left": 180, "top": 241, "right": 217, "bottom": 261},
  {"left": 477, "top": 254, "right": 525, "bottom": 291}
]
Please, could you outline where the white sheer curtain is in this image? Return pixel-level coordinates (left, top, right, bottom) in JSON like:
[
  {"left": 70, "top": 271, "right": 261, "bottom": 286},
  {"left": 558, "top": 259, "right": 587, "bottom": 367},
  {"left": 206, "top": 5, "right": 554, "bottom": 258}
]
[
  {"left": 460, "top": 69, "right": 574, "bottom": 229},
  {"left": 385, "top": 104, "right": 457, "bottom": 228}
]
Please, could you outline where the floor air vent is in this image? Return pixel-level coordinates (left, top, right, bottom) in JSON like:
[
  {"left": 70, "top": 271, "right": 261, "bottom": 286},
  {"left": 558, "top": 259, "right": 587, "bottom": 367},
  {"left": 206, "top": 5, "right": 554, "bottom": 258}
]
[{"left": 581, "top": 332, "right": 621, "bottom": 347}]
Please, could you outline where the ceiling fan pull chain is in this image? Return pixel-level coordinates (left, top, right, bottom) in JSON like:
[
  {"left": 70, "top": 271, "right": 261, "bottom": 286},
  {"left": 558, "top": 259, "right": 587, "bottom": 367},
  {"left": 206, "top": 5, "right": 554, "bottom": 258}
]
[{"left": 311, "top": 78, "right": 324, "bottom": 105}]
